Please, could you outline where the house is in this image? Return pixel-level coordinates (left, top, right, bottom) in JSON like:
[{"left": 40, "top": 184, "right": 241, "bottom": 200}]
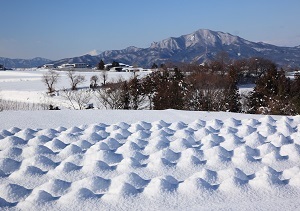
[
  {"left": 73, "top": 63, "right": 88, "bottom": 68},
  {"left": 57, "top": 63, "right": 88, "bottom": 69},
  {"left": 57, "top": 63, "right": 74, "bottom": 69},
  {"left": 43, "top": 64, "right": 55, "bottom": 69},
  {"left": 109, "top": 67, "right": 124, "bottom": 72},
  {"left": 123, "top": 67, "right": 143, "bottom": 72},
  {"left": 104, "top": 63, "right": 132, "bottom": 70}
]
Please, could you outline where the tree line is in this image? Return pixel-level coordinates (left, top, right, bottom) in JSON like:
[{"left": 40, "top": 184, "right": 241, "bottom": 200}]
[
  {"left": 95, "top": 56, "right": 300, "bottom": 115},
  {"left": 40, "top": 55, "right": 300, "bottom": 115}
]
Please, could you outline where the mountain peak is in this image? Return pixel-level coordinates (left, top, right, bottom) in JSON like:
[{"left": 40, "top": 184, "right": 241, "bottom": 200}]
[
  {"left": 86, "top": 49, "right": 102, "bottom": 56},
  {"left": 150, "top": 29, "right": 241, "bottom": 50},
  {"left": 51, "top": 29, "right": 300, "bottom": 68}
]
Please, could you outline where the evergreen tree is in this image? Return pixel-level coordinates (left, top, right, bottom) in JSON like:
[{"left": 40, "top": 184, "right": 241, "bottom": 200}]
[
  {"left": 291, "top": 74, "right": 300, "bottom": 114},
  {"left": 129, "top": 76, "right": 142, "bottom": 110},
  {"left": 160, "top": 63, "right": 166, "bottom": 70},
  {"left": 112, "top": 61, "right": 120, "bottom": 67},
  {"left": 97, "top": 59, "right": 105, "bottom": 70},
  {"left": 171, "top": 67, "right": 185, "bottom": 109},
  {"left": 120, "top": 81, "right": 130, "bottom": 109},
  {"left": 223, "top": 67, "right": 241, "bottom": 112},
  {"left": 151, "top": 63, "right": 158, "bottom": 69},
  {"left": 152, "top": 68, "right": 185, "bottom": 110},
  {"left": 153, "top": 70, "right": 171, "bottom": 110},
  {"left": 248, "top": 66, "right": 292, "bottom": 114},
  {"left": 141, "top": 73, "right": 157, "bottom": 110}
]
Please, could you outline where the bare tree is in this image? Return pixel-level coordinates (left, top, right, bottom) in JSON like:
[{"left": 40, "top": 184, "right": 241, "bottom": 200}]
[
  {"left": 61, "top": 89, "right": 92, "bottom": 110},
  {"left": 90, "top": 75, "right": 99, "bottom": 89},
  {"left": 211, "top": 51, "right": 231, "bottom": 75},
  {"left": 42, "top": 70, "right": 60, "bottom": 93},
  {"left": 94, "top": 78, "right": 124, "bottom": 109},
  {"left": 95, "top": 87, "right": 123, "bottom": 109},
  {"left": 67, "top": 70, "right": 86, "bottom": 90},
  {"left": 100, "top": 70, "right": 108, "bottom": 86}
]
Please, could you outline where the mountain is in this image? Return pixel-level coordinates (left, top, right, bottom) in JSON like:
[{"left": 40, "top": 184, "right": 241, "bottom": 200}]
[
  {"left": 90, "top": 29, "right": 298, "bottom": 68},
  {"left": 0, "top": 57, "right": 52, "bottom": 68},
  {"left": 4, "top": 29, "right": 300, "bottom": 68}
]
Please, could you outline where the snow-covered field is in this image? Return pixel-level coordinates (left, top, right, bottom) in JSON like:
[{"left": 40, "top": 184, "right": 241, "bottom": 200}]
[
  {"left": 1, "top": 70, "right": 300, "bottom": 210},
  {"left": 0, "top": 69, "right": 149, "bottom": 107}
]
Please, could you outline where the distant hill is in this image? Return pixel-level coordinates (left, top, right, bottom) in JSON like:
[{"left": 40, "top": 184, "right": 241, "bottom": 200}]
[
  {"left": 0, "top": 57, "right": 52, "bottom": 68},
  {"left": 51, "top": 29, "right": 300, "bottom": 68}
]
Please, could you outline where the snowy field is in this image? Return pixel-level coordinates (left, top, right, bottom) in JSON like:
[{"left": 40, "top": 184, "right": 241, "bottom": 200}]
[
  {"left": 0, "top": 69, "right": 150, "bottom": 107},
  {"left": 1, "top": 70, "right": 300, "bottom": 210}
]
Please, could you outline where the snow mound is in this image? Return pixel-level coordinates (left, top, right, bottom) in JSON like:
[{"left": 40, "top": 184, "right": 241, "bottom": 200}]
[
  {"left": 249, "top": 166, "right": 288, "bottom": 188},
  {"left": 236, "top": 125, "right": 256, "bottom": 137},
  {"left": 218, "top": 176, "right": 248, "bottom": 192},
  {"left": 36, "top": 179, "right": 71, "bottom": 196},
  {"left": 257, "top": 123, "right": 276, "bottom": 136},
  {"left": 169, "top": 121, "right": 188, "bottom": 130},
  {"left": 82, "top": 160, "right": 114, "bottom": 172},
  {"left": 8, "top": 127, "right": 22, "bottom": 134},
  {"left": 25, "top": 190, "right": 59, "bottom": 203},
  {"left": 0, "top": 136, "right": 27, "bottom": 150},
  {"left": 22, "top": 145, "right": 56, "bottom": 157},
  {"left": 128, "top": 122, "right": 146, "bottom": 132},
  {"left": 114, "top": 122, "right": 130, "bottom": 130},
  {"left": 44, "top": 138, "right": 67, "bottom": 152},
  {"left": 280, "top": 143, "right": 300, "bottom": 161},
  {"left": 1, "top": 115, "right": 300, "bottom": 209},
  {"left": 129, "top": 130, "right": 150, "bottom": 139},
  {"left": 0, "top": 147, "right": 22, "bottom": 158},
  {"left": 178, "top": 177, "right": 218, "bottom": 193},
  {"left": 223, "top": 118, "right": 242, "bottom": 127},
  {"left": 55, "top": 162, "right": 82, "bottom": 173},
  {"left": 57, "top": 145, "right": 82, "bottom": 160},
  {"left": 22, "top": 155, "right": 58, "bottom": 170},
  {"left": 220, "top": 133, "right": 244, "bottom": 150},
  {"left": 0, "top": 197, "right": 17, "bottom": 208},
  {"left": 242, "top": 118, "right": 260, "bottom": 127},
  {"left": 0, "top": 183, "right": 32, "bottom": 202},
  {"left": 144, "top": 175, "right": 178, "bottom": 196},
  {"left": 267, "top": 133, "right": 291, "bottom": 147},
  {"left": 0, "top": 158, "right": 21, "bottom": 174},
  {"left": 27, "top": 135, "right": 52, "bottom": 146},
  {"left": 73, "top": 176, "right": 111, "bottom": 194},
  {"left": 14, "top": 128, "right": 36, "bottom": 140},
  {"left": 206, "top": 119, "right": 223, "bottom": 130},
  {"left": 244, "top": 132, "right": 266, "bottom": 148},
  {"left": 116, "top": 157, "right": 144, "bottom": 171},
  {"left": 63, "top": 188, "right": 102, "bottom": 199}
]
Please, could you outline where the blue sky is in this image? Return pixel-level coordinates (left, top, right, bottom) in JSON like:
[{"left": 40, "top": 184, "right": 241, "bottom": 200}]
[{"left": 1, "top": 0, "right": 300, "bottom": 60}]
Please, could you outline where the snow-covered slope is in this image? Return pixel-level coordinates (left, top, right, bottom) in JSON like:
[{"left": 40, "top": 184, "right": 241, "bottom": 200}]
[
  {"left": 150, "top": 29, "right": 240, "bottom": 49},
  {"left": 1, "top": 110, "right": 300, "bottom": 210}
]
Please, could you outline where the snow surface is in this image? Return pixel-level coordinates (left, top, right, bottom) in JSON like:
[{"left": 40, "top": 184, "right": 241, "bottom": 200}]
[
  {"left": 1, "top": 110, "right": 300, "bottom": 210},
  {"left": 1, "top": 70, "right": 300, "bottom": 210}
]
